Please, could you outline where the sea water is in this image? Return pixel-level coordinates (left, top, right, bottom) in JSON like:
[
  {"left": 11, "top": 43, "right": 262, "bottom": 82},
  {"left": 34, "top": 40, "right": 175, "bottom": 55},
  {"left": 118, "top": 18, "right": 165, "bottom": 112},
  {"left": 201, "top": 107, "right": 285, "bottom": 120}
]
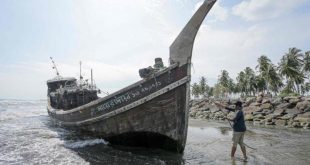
[{"left": 0, "top": 100, "right": 309, "bottom": 165}]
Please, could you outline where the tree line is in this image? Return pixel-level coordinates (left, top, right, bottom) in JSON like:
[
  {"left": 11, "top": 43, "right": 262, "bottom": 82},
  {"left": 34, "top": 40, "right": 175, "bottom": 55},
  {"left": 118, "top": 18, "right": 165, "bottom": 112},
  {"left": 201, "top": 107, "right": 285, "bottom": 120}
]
[{"left": 191, "top": 47, "right": 310, "bottom": 99}]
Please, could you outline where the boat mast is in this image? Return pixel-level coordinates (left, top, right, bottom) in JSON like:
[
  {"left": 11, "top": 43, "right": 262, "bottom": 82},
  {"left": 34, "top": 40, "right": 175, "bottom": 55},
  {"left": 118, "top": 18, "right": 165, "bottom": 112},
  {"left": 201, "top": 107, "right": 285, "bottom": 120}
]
[
  {"left": 50, "top": 57, "right": 60, "bottom": 76},
  {"left": 169, "top": 0, "right": 216, "bottom": 66}
]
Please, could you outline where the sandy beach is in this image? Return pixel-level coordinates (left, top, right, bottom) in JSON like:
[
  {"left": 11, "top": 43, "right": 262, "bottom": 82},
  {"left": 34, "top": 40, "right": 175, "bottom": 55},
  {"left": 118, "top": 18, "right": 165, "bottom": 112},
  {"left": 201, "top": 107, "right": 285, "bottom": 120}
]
[{"left": 186, "top": 119, "right": 310, "bottom": 164}]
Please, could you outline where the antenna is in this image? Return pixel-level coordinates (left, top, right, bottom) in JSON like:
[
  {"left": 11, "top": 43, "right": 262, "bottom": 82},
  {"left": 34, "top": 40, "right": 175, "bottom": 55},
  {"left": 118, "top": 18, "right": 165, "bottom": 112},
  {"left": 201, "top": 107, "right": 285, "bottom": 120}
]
[{"left": 50, "top": 57, "right": 60, "bottom": 76}]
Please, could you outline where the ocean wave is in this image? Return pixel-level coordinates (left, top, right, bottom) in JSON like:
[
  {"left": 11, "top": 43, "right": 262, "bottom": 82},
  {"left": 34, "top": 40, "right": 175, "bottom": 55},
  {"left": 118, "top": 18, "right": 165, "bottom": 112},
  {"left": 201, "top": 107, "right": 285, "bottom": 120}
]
[
  {"left": 0, "top": 99, "right": 46, "bottom": 107},
  {"left": 64, "top": 139, "right": 108, "bottom": 149}
]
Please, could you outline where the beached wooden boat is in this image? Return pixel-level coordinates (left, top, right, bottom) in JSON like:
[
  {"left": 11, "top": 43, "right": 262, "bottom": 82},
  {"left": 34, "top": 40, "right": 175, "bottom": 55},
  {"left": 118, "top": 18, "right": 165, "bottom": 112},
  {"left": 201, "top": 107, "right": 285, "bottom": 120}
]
[{"left": 47, "top": 0, "right": 216, "bottom": 153}]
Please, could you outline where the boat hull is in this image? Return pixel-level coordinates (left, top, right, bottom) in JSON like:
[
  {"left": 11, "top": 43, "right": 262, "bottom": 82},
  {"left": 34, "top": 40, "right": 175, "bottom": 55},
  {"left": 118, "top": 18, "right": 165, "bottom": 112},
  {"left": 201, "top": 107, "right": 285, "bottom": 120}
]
[{"left": 48, "top": 65, "right": 190, "bottom": 152}]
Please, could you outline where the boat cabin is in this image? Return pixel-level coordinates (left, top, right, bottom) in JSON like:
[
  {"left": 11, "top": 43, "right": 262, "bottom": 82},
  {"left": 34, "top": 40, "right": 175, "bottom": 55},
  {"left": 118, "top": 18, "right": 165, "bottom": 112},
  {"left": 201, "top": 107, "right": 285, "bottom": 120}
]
[
  {"left": 47, "top": 76, "right": 76, "bottom": 94},
  {"left": 47, "top": 76, "right": 98, "bottom": 110}
]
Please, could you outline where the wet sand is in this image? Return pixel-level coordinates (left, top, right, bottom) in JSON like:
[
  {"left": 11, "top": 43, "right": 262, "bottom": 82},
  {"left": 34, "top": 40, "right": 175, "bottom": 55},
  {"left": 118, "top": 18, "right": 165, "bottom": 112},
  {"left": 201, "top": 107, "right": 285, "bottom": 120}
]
[{"left": 186, "top": 119, "right": 310, "bottom": 165}]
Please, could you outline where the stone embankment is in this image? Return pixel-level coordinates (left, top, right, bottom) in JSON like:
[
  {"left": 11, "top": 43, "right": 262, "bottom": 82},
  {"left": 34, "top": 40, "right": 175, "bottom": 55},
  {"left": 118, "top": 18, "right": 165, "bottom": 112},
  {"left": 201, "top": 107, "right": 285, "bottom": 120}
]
[{"left": 189, "top": 95, "right": 310, "bottom": 129}]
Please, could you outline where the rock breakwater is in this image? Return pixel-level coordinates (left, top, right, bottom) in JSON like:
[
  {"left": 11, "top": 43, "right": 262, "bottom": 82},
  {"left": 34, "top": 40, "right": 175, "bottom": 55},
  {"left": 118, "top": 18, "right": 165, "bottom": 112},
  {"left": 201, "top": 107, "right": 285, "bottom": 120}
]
[{"left": 189, "top": 95, "right": 310, "bottom": 129}]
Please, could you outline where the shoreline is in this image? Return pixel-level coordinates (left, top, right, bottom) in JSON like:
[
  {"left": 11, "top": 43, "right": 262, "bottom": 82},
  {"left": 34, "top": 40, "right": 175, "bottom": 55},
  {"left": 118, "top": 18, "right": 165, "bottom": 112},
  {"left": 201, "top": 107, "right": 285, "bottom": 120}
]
[
  {"left": 186, "top": 119, "right": 310, "bottom": 165},
  {"left": 189, "top": 118, "right": 310, "bottom": 132},
  {"left": 189, "top": 95, "right": 310, "bottom": 129},
  {"left": 184, "top": 119, "right": 310, "bottom": 165}
]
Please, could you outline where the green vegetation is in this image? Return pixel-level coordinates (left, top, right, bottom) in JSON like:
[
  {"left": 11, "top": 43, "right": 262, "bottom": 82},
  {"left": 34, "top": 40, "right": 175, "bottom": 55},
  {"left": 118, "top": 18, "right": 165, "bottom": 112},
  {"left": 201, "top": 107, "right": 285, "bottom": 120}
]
[{"left": 191, "top": 47, "right": 310, "bottom": 98}]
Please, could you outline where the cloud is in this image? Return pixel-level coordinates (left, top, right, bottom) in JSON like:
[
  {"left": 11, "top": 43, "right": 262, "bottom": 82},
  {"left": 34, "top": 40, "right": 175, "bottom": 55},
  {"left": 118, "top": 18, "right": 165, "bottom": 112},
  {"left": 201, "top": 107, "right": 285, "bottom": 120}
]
[
  {"left": 0, "top": 0, "right": 309, "bottom": 99},
  {"left": 191, "top": 24, "right": 268, "bottom": 85},
  {"left": 70, "top": 0, "right": 175, "bottom": 64},
  {"left": 232, "top": 0, "right": 305, "bottom": 21},
  {"left": 0, "top": 0, "right": 177, "bottom": 99},
  {"left": 191, "top": 9, "right": 310, "bottom": 85}
]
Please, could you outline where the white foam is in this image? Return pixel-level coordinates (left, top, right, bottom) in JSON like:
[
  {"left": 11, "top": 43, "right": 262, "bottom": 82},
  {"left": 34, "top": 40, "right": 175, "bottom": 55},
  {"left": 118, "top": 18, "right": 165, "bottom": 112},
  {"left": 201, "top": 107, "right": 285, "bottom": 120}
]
[{"left": 64, "top": 139, "right": 108, "bottom": 149}]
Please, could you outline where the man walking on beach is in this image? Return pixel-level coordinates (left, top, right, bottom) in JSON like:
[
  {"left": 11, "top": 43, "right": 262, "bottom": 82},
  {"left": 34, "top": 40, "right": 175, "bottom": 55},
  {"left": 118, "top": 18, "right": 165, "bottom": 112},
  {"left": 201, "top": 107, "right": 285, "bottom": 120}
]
[{"left": 215, "top": 101, "right": 247, "bottom": 161}]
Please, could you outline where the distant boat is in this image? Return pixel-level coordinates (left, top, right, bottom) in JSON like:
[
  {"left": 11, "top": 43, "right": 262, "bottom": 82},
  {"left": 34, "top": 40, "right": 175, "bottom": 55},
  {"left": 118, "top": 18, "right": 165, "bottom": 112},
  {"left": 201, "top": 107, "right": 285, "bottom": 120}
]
[{"left": 47, "top": 0, "right": 216, "bottom": 153}]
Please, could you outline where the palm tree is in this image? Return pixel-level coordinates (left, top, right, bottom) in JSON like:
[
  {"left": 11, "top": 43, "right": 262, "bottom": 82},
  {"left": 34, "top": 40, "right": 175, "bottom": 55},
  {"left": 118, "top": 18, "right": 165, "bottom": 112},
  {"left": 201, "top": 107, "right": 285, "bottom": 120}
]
[
  {"left": 255, "top": 75, "right": 267, "bottom": 94},
  {"left": 256, "top": 55, "right": 272, "bottom": 93},
  {"left": 191, "top": 83, "right": 200, "bottom": 98},
  {"left": 257, "top": 55, "right": 271, "bottom": 75},
  {"left": 208, "top": 87, "right": 214, "bottom": 97},
  {"left": 236, "top": 71, "right": 246, "bottom": 96},
  {"left": 218, "top": 70, "right": 232, "bottom": 97},
  {"left": 213, "top": 83, "right": 225, "bottom": 99},
  {"left": 191, "top": 77, "right": 211, "bottom": 98},
  {"left": 304, "top": 51, "right": 310, "bottom": 78},
  {"left": 301, "top": 83, "right": 310, "bottom": 95},
  {"left": 236, "top": 67, "right": 257, "bottom": 96},
  {"left": 267, "top": 64, "right": 283, "bottom": 95},
  {"left": 243, "top": 67, "right": 256, "bottom": 96},
  {"left": 278, "top": 47, "right": 304, "bottom": 94},
  {"left": 228, "top": 78, "right": 236, "bottom": 94},
  {"left": 199, "top": 76, "right": 209, "bottom": 98}
]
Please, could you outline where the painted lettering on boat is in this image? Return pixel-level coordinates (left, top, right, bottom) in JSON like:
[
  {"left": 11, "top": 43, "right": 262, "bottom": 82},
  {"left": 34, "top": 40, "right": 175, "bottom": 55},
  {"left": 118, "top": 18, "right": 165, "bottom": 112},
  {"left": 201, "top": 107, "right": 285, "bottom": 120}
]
[{"left": 96, "top": 81, "right": 162, "bottom": 112}]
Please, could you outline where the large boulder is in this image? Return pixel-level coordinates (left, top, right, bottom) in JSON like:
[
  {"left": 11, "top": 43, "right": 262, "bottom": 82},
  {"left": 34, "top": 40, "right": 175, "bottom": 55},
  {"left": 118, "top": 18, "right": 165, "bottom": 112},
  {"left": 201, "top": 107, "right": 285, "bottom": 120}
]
[
  {"left": 265, "top": 121, "right": 275, "bottom": 125},
  {"left": 303, "top": 123, "right": 310, "bottom": 129},
  {"left": 256, "top": 92, "right": 264, "bottom": 103},
  {"left": 262, "top": 109, "right": 273, "bottom": 115},
  {"left": 249, "top": 102, "right": 261, "bottom": 107},
  {"left": 243, "top": 106, "right": 261, "bottom": 114},
  {"left": 195, "top": 111, "right": 209, "bottom": 119},
  {"left": 292, "top": 122, "right": 302, "bottom": 128},
  {"left": 275, "top": 119, "right": 287, "bottom": 126},
  {"left": 253, "top": 111, "right": 266, "bottom": 116},
  {"left": 214, "top": 111, "right": 225, "bottom": 119},
  {"left": 275, "top": 102, "right": 294, "bottom": 110},
  {"left": 296, "top": 100, "right": 310, "bottom": 112},
  {"left": 245, "top": 114, "right": 254, "bottom": 121},
  {"left": 227, "top": 104, "right": 235, "bottom": 110},
  {"left": 256, "top": 96, "right": 263, "bottom": 103},
  {"left": 210, "top": 107, "right": 220, "bottom": 113},
  {"left": 261, "top": 103, "right": 272, "bottom": 110},
  {"left": 189, "top": 110, "right": 197, "bottom": 118},
  {"left": 271, "top": 97, "right": 283, "bottom": 107},
  {"left": 190, "top": 99, "right": 201, "bottom": 107},
  {"left": 197, "top": 100, "right": 208, "bottom": 108},
  {"left": 253, "top": 114, "right": 265, "bottom": 120},
  {"left": 279, "top": 108, "right": 301, "bottom": 120},
  {"left": 265, "top": 114, "right": 281, "bottom": 120},
  {"left": 294, "top": 112, "right": 310, "bottom": 123},
  {"left": 273, "top": 108, "right": 285, "bottom": 116},
  {"left": 280, "top": 114, "right": 296, "bottom": 120},
  {"left": 304, "top": 96, "right": 310, "bottom": 101},
  {"left": 253, "top": 120, "right": 264, "bottom": 125},
  {"left": 245, "top": 97, "right": 256, "bottom": 106},
  {"left": 285, "top": 108, "right": 301, "bottom": 115},
  {"left": 262, "top": 99, "right": 271, "bottom": 104},
  {"left": 289, "top": 97, "right": 301, "bottom": 105},
  {"left": 283, "top": 96, "right": 299, "bottom": 102}
]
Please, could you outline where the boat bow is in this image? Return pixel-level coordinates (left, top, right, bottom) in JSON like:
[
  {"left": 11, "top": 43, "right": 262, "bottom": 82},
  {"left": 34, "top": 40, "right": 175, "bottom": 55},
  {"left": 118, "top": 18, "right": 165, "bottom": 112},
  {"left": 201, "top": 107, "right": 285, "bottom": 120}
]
[{"left": 169, "top": 0, "right": 216, "bottom": 66}]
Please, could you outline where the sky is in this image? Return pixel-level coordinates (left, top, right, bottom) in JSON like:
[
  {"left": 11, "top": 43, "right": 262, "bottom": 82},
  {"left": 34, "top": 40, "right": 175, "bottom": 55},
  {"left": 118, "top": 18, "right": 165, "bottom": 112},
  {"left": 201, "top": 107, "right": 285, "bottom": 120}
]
[{"left": 0, "top": 0, "right": 309, "bottom": 99}]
